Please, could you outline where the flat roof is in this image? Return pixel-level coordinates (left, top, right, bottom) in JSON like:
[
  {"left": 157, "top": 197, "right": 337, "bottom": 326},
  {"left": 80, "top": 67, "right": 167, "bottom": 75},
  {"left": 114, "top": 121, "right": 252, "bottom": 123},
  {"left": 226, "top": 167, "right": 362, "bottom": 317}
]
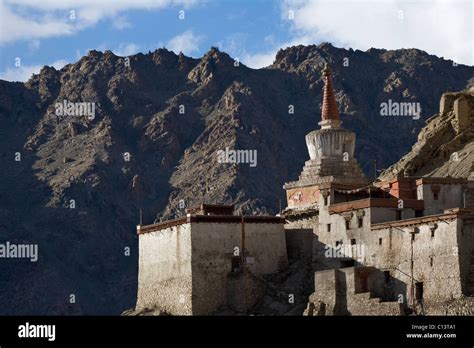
[
  {"left": 185, "top": 203, "right": 234, "bottom": 214},
  {"left": 284, "top": 176, "right": 370, "bottom": 190},
  {"left": 371, "top": 208, "right": 474, "bottom": 230},
  {"left": 137, "top": 214, "right": 284, "bottom": 235},
  {"left": 415, "top": 177, "right": 469, "bottom": 185},
  {"left": 282, "top": 206, "right": 319, "bottom": 218},
  {"left": 377, "top": 176, "right": 471, "bottom": 187},
  {"left": 328, "top": 198, "right": 424, "bottom": 214}
]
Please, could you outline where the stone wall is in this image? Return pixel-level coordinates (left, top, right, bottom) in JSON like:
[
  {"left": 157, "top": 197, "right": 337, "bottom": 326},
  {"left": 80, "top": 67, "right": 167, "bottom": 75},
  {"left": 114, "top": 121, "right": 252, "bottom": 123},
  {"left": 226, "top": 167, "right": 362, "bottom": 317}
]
[
  {"left": 304, "top": 187, "right": 473, "bottom": 314},
  {"left": 417, "top": 183, "right": 465, "bottom": 215},
  {"left": 458, "top": 218, "right": 474, "bottom": 294},
  {"left": 308, "top": 269, "right": 339, "bottom": 315},
  {"left": 136, "top": 224, "right": 193, "bottom": 315},
  {"left": 136, "top": 220, "right": 288, "bottom": 315},
  {"left": 371, "top": 218, "right": 466, "bottom": 304},
  {"left": 190, "top": 221, "right": 288, "bottom": 314},
  {"left": 370, "top": 206, "right": 415, "bottom": 223},
  {"left": 305, "top": 267, "right": 403, "bottom": 316},
  {"left": 226, "top": 269, "right": 266, "bottom": 313},
  {"left": 285, "top": 228, "right": 313, "bottom": 260},
  {"left": 423, "top": 296, "right": 474, "bottom": 315},
  {"left": 345, "top": 292, "right": 402, "bottom": 315},
  {"left": 283, "top": 214, "right": 321, "bottom": 267}
]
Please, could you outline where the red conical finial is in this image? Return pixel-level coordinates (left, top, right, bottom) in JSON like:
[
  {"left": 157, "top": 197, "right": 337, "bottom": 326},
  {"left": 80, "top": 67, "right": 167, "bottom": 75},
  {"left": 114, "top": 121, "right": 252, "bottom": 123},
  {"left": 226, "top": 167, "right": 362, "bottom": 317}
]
[{"left": 321, "top": 63, "right": 340, "bottom": 122}]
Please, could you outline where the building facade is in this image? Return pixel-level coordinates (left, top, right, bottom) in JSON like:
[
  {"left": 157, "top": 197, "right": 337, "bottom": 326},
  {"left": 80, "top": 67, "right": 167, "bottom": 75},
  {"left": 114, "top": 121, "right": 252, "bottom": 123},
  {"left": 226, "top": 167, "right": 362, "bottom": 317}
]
[
  {"left": 282, "top": 64, "right": 474, "bottom": 315},
  {"left": 135, "top": 204, "right": 288, "bottom": 315}
]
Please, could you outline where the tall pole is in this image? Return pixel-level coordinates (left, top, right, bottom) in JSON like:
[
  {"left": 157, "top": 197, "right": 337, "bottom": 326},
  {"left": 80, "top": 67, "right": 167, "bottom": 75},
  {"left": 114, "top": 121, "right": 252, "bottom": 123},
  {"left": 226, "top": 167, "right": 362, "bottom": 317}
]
[
  {"left": 410, "top": 231, "right": 415, "bottom": 313},
  {"left": 241, "top": 214, "right": 245, "bottom": 267}
]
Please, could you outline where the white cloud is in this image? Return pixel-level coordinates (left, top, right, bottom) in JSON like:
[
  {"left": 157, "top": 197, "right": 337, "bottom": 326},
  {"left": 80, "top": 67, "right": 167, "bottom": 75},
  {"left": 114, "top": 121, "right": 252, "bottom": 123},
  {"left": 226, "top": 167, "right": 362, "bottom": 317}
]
[
  {"left": 242, "top": 51, "right": 277, "bottom": 69},
  {"left": 166, "top": 30, "right": 203, "bottom": 56},
  {"left": 0, "top": 59, "right": 68, "bottom": 82},
  {"left": 112, "top": 15, "right": 131, "bottom": 30},
  {"left": 113, "top": 43, "right": 141, "bottom": 56},
  {"left": 0, "top": 1, "right": 75, "bottom": 44},
  {"left": 213, "top": 33, "right": 277, "bottom": 69},
  {"left": 0, "top": 0, "right": 201, "bottom": 45},
  {"left": 28, "top": 39, "right": 41, "bottom": 51},
  {"left": 282, "top": 0, "right": 473, "bottom": 65}
]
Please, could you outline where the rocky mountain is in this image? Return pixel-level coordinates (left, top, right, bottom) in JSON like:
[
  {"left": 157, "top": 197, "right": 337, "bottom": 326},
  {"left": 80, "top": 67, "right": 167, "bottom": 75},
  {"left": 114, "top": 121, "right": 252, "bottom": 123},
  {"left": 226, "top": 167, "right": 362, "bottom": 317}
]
[
  {"left": 380, "top": 90, "right": 474, "bottom": 180},
  {"left": 0, "top": 43, "right": 473, "bottom": 314}
]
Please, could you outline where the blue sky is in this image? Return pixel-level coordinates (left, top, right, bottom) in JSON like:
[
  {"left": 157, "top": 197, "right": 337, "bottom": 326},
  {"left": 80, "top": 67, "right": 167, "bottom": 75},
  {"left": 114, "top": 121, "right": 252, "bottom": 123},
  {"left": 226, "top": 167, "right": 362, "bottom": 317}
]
[{"left": 0, "top": 0, "right": 472, "bottom": 81}]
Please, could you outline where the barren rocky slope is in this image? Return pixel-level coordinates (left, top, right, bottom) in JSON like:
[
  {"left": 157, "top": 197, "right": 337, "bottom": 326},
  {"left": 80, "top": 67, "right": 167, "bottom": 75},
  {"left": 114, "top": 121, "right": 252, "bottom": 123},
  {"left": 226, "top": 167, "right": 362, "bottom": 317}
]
[
  {"left": 380, "top": 90, "right": 474, "bottom": 180},
  {"left": 0, "top": 43, "right": 473, "bottom": 314}
]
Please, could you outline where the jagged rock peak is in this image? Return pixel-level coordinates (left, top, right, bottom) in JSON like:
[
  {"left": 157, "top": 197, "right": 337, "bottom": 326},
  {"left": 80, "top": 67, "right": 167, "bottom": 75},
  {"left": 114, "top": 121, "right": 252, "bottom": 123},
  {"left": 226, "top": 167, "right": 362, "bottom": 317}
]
[
  {"left": 187, "top": 46, "right": 240, "bottom": 84},
  {"left": 87, "top": 49, "right": 104, "bottom": 58},
  {"left": 275, "top": 45, "right": 317, "bottom": 64},
  {"left": 274, "top": 42, "right": 337, "bottom": 60},
  {"left": 271, "top": 43, "right": 344, "bottom": 70},
  {"left": 152, "top": 47, "right": 178, "bottom": 57},
  {"left": 202, "top": 46, "right": 235, "bottom": 65},
  {"left": 150, "top": 48, "right": 181, "bottom": 67}
]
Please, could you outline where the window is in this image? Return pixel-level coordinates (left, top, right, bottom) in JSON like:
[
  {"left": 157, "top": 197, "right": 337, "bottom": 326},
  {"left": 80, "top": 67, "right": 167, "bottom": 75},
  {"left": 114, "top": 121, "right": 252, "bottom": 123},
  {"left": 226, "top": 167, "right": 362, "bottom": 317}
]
[
  {"left": 327, "top": 224, "right": 331, "bottom": 232},
  {"left": 358, "top": 217, "right": 363, "bottom": 228},
  {"left": 415, "top": 210, "right": 423, "bottom": 218},
  {"left": 350, "top": 239, "right": 356, "bottom": 245},
  {"left": 433, "top": 192, "right": 439, "bottom": 200},
  {"left": 415, "top": 282, "right": 424, "bottom": 301},
  {"left": 345, "top": 219, "right": 350, "bottom": 230},
  {"left": 431, "top": 229, "right": 435, "bottom": 238},
  {"left": 413, "top": 227, "right": 420, "bottom": 241},
  {"left": 395, "top": 210, "right": 402, "bottom": 220},
  {"left": 430, "top": 257, "right": 433, "bottom": 267},
  {"left": 383, "top": 270, "right": 390, "bottom": 283},
  {"left": 379, "top": 238, "right": 383, "bottom": 245}
]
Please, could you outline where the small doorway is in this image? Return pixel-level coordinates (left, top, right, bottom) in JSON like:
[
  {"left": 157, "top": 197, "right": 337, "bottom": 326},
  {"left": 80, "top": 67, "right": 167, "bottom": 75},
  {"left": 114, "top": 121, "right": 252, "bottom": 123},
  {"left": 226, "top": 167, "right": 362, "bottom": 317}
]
[{"left": 359, "top": 272, "right": 369, "bottom": 292}]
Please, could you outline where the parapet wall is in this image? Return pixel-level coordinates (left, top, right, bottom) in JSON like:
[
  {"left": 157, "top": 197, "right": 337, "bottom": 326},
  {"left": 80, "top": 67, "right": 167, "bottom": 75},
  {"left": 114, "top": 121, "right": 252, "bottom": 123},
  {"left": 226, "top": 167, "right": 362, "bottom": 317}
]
[{"left": 306, "top": 267, "right": 402, "bottom": 316}]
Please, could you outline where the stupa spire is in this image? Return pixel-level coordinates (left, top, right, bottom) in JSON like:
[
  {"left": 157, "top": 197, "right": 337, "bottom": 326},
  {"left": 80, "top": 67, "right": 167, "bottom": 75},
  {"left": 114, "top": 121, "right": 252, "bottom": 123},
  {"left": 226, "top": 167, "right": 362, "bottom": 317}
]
[{"left": 319, "top": 63, "right": 341, "bottom": 129}]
